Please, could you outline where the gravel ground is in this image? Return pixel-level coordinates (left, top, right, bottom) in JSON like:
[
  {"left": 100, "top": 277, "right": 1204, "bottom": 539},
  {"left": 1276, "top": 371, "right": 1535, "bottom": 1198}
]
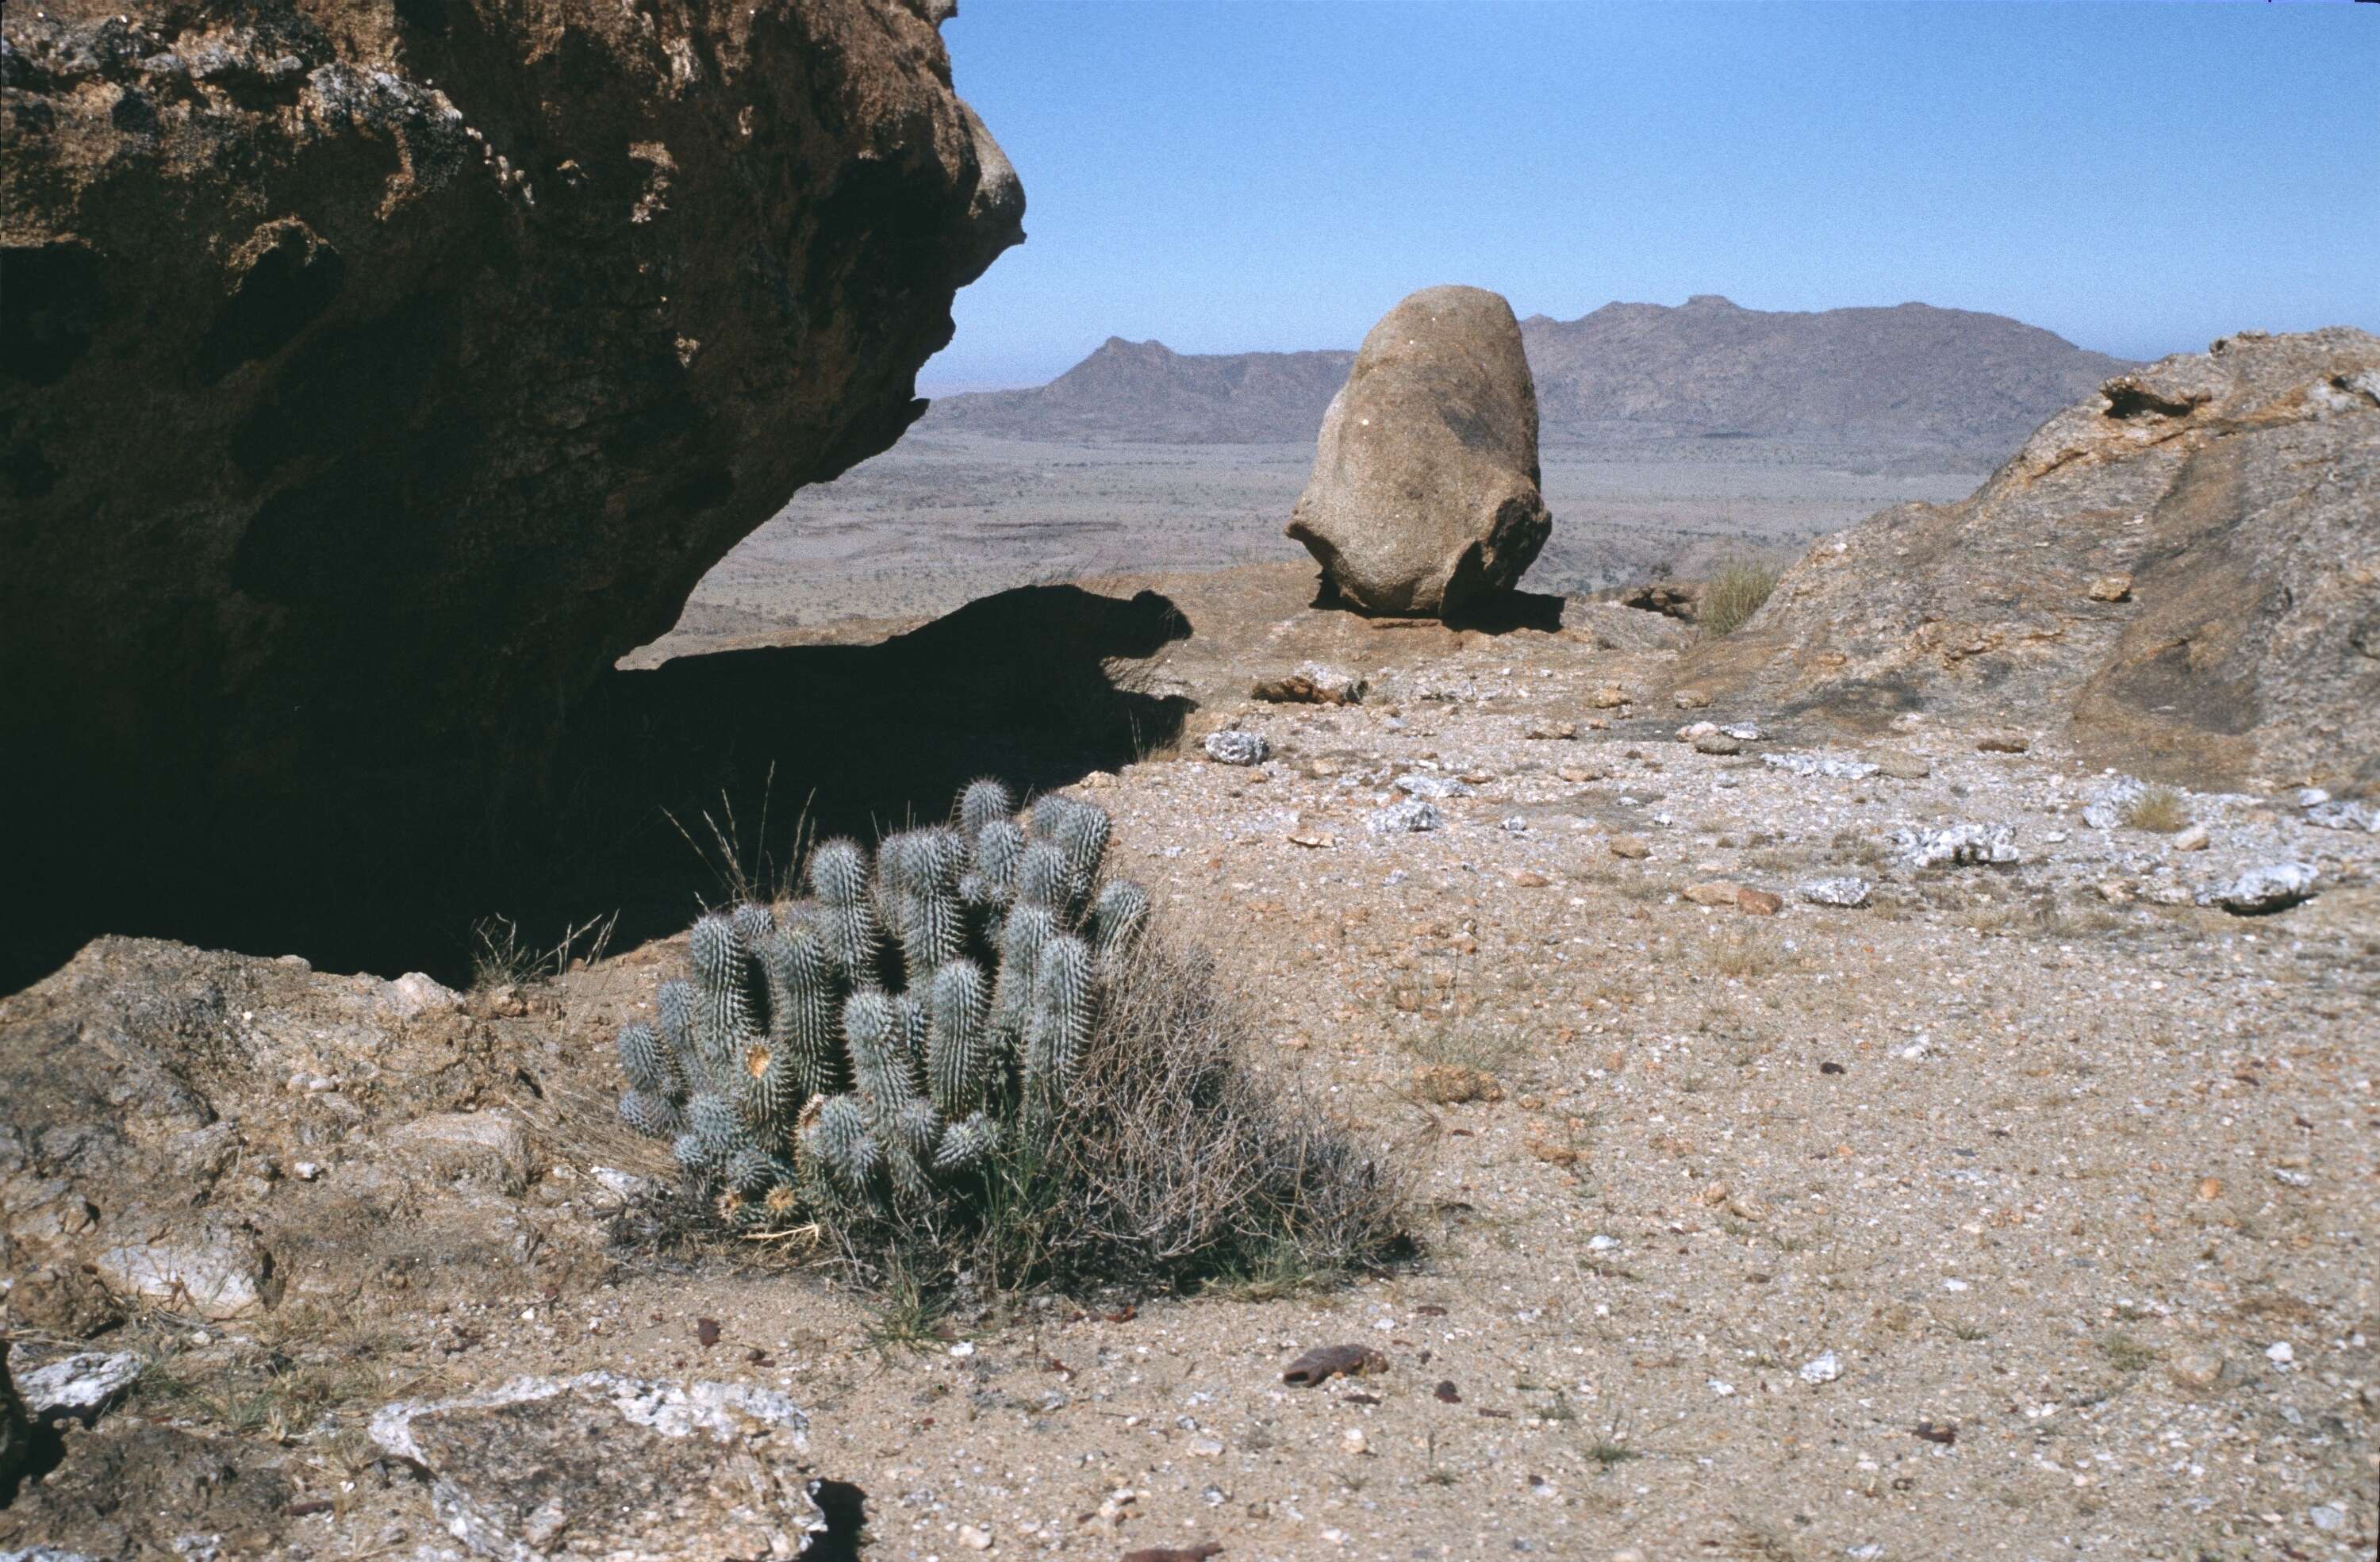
[{"left": 13, "top": 621, "right": 2374, "bottom": 1562}]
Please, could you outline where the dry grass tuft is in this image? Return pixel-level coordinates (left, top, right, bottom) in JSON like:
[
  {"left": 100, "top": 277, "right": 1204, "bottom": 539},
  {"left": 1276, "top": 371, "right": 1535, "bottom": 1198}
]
[
  {"left": 2121, "top": 785, "right": 2191, "bottom": 834},
  {"left": 1699, "top": 558, "right": 1782, "bottom": 638},
  {"left": 827, "top": 931, "right": 1411, "bottom": 1300}
]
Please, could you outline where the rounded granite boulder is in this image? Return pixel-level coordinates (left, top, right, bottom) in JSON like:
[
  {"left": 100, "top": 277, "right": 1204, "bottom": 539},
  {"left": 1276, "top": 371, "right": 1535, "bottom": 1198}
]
[{"left": 1287, "top": 285, "right": 1553, "bottom": 617}]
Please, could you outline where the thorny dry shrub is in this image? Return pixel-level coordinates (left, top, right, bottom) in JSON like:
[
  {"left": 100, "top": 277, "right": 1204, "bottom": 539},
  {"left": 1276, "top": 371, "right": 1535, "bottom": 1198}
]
[{"left": 623, "top": 931, "right": 1411, "bottom": 1303}]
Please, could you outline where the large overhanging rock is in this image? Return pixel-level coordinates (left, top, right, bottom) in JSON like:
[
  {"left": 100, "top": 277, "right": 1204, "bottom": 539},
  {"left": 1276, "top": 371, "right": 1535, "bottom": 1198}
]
[
  {"left": 1287, "top": 285, "right": 1553, "bottom": 618},
  {"left": 1670, "top": 328, "right": 2380, "bottom": 793},
  {"left": 0, "top": 0, "right": 1020, "bottom": 977}
]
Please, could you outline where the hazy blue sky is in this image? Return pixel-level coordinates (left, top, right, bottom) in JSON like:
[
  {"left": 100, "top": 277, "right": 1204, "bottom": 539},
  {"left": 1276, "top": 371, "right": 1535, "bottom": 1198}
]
[{"left": 923, "top": 0, "right": 2377, "bottom": 392}]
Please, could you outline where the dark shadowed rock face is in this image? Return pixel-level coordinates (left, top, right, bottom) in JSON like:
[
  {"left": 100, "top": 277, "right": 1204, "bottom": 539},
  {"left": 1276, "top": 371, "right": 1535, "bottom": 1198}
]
[
  {"left": 1287, "top": 286, "right": 1553, "bottom": 618},
  {"left": 1675, "top": 329, "right": 2380, "bottom": 792},
  {"left": 0, "top": 0, "right": 1019, "bottom": 983},
  {"left": 0, "top": 1343, "right": 27, "bottom": 1501}
]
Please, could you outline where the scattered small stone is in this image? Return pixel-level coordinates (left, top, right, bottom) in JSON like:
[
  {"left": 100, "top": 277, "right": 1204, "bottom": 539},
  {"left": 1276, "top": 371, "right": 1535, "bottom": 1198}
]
[
  {"left": 2304, "top": 795, "right": 2380, "bottom": 832},
  {"left": 378, "top": 970, "right": 463, "bottom": 1019},
  {"left": 1412, "top": 1065, "right": 1502, "bottom": 1104},
  {"left": 1434, "top": 1380, "right": 1461, "bottom": 1403},
  {"left": 1499, "top": 815, "right": 1527, "bottom": 834},
  {"left": 2264, "top": 1341, "right": 2294, "bottom": 1366},
  {"left": 16, "top": 1350, "right": 142, "bottom": 1427},
  {"left": 1975, "top": 731, "right": 2031, "bottom": 754},
  {"left": 2096, "top": 881, "right": 2135, "bottom": 905},
  {"left": 1366, "top": 799, "right": 1443, "bottom": 835},
  {"left": 1202, "top": 730, "right": 1270, "bottom": 766},
  {"left": 1286, "top": 829, "right": 1335, "bottom": 849},
  {"left": 1556, "top": 762, "right": 1608, "bottom": 783},
  {"left": 2167, "top": 1353, "right": 2225, "bottom": 1391},
  {"left": 2310, "top": 1504, "right": 2347, "bottom": 1533},
  {"left": 1763, "top": 751, "right": 1879, "bottom": 781},
  {"left": 2171, "top": 823, "right": 2209, "bottom": 851},
  {"left": 1875, "top": 750, "right": 1932, "bottom": 780},
  {"left": 1252, "top": 662, "right": 1366, "bottom": 705},
  {"left": 1891, "top": 823, "right": 2018, "bottom": 867},
  {"left": 1395, "top": 773, "right": 1474, "bottom": 799},
  {"left": 2202, "top": 862, "right": 2317, "bottom": 915},
  {"left": 1523, "top": 720, "right": 1577, "bottom": 740},
  {"left": 1588, "top": 685, "right": 1628, "bottom": 709},
  {"left": 94, "top": 1226, "right": 275, "bottom": 1320},
  {"left": 1734, "top": 887, "right": 1783, "bottom": 916},
  {"left": 1606, "top": 835, "right": 1650, "bottom": 860},
  {"left": 1340, "top": 1426, "right": 1368, "bottom": 1454},
  {"left": 2086, "top": 574, "right": 2133, "bottom": 602},
  {"left": 1798, "top": 1351, "right": 1842, "bottom": 1385},
  {"left": 1798, "top": 877, "right": 1871, "bottom": 908},
  {"left": 1282, "top": 1345, "right": 1388, "bottom": 1386},
  {"left": 957, "top": 1522, "right": 994, "bottom": 1549},
  {"left": 1692, "top": 732, "right": 1741, "bottom": 755},
  {"left": 1509, "top": 869, "right": 1549, "bottom": 887},
  {"left": 1684, "top": 881, "right": 1744, "bottom": 907},
  {"left": 1672, "top": 688, "right": 1713, "bottom": 709}
]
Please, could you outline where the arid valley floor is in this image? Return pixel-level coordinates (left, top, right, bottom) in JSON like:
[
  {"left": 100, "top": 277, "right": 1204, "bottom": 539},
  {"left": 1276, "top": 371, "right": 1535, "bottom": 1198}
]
[{"left": 643, "top": 436, "right": 1978, "bottom": 660}]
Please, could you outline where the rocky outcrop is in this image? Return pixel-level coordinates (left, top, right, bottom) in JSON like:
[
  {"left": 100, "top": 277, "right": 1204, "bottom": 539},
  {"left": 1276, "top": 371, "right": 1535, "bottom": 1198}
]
[
  {"left": 1287, "top": 286, "right": 1553, "bottom": 618},
  {"left": 1675, "top": 329, "right": 2380, "bottom": 792},
  {"left": 0, "top": 0, "right": 1020, "bottom": 984},
  {"left": 0, "top": 935, "right": 639, "bottom": 1331}
]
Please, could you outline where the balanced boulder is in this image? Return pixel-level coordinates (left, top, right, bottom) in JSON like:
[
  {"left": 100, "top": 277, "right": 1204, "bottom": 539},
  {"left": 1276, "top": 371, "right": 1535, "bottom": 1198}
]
[{"left": 1287, "top": 286, "right": 1553, "bottom": 616}]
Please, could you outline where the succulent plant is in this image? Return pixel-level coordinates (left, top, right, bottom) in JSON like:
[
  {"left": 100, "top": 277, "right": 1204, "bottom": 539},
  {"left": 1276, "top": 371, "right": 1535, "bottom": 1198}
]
[{"left": 613, "top": 781, "right": 1146, "bottom": 1225}]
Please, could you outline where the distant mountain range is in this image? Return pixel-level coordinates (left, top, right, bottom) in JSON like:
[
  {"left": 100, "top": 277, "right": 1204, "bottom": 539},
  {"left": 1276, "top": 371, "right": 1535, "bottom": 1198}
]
[{"left": 924, "top": 294, "right": 2135, "bottom": 467}]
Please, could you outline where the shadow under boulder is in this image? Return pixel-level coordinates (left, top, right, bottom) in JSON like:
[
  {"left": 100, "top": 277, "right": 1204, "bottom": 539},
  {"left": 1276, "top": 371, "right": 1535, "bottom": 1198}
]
[{"left": 1, "top": 584, "right": 1192, "bottom": 993}]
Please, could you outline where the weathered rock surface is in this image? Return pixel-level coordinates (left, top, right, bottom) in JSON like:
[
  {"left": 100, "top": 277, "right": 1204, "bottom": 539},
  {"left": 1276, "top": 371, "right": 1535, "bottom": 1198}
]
[
  {"left": 0, "top": 1418, "right": 294, "bottom": 1560},
  {"left": 1287, "top": 286, "right": 1553, "bottom": 617},
  {"left": 369, "top": 1374, "right": 824, "bottom": 1560},
  {"left": 0, "top": 936, "right": 631, "bottom": 1333},
  {"left": 0, "top": 0, "right": 1020, "bottom": 983},
  {"left": 2202, "top": 861, "right": 2317, "bottom": 915},
  {"left": 1673, "top": 329, "right": 2380, "bottom": 792}
]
